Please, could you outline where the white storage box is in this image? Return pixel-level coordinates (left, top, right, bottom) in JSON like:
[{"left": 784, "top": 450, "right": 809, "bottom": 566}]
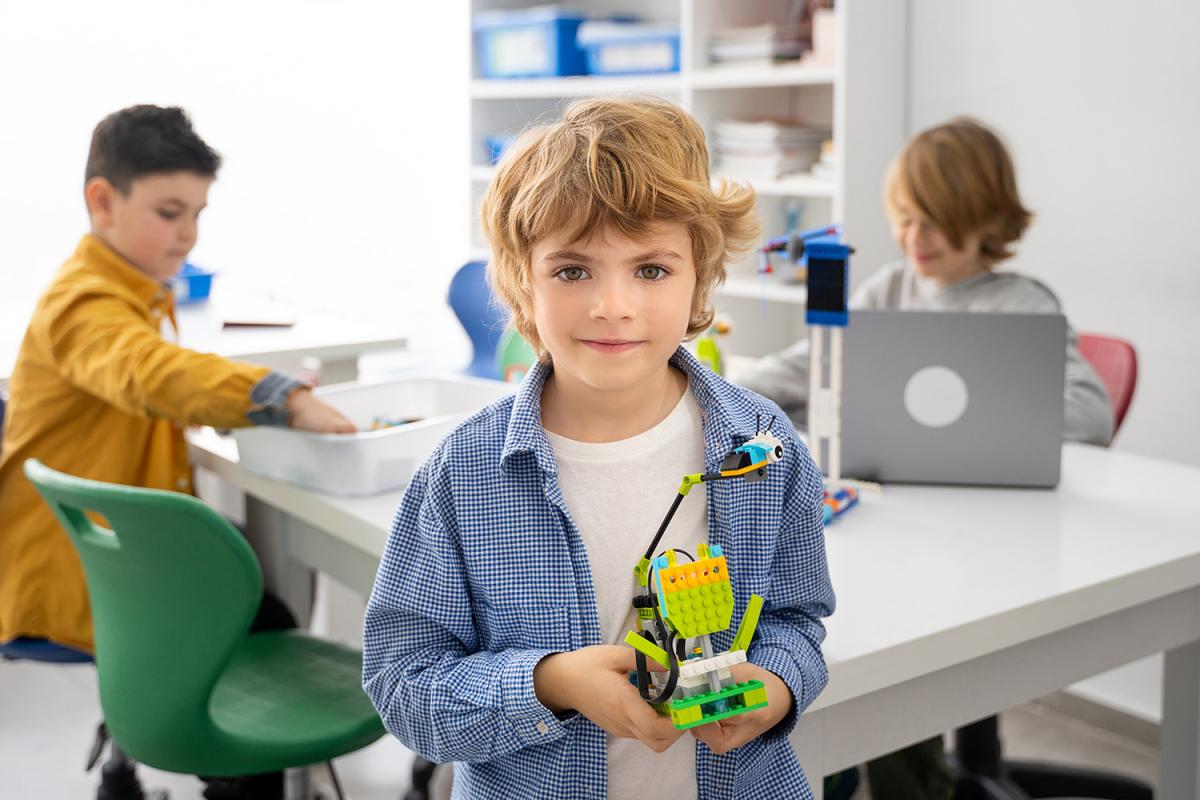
[{"left": 233, "top": 374, "right": 513, "bottom": 496}]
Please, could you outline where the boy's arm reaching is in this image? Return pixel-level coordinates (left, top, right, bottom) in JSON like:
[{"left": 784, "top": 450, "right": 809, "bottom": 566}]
[
  {"left": 39, "top": 289, "right": 349, "bottom": 430},
  {"left": 362, "top": 455, "right": 573, "bottom": 764}
]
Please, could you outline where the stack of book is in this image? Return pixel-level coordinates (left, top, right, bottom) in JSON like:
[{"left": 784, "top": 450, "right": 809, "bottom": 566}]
[
  {"left": 707, "top": 23, "right": 808, "bottom": 65},
  {"left": 712, "top": 118, "right": 831, "bottom": 180},
  {"left": 809, "top": 138, "right": 837, "bottom": 180}
]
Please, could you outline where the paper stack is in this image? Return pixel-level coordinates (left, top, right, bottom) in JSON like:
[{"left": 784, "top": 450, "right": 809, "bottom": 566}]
[
  {"left": 707, "top": 23, "right": 808, "bottom": 65},
  {"left": 712, "top": 118, "right": 831, "bottom": 179},
  {"left": 809, "top": 138, "right": 838, "bottom": 179}
]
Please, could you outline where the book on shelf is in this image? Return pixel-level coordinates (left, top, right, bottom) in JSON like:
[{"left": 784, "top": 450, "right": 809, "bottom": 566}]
[
  {"left": 708, "top": 22, "right": 809, "bottom": 64},
  {"left": 808, "top": 139, "right": 837, "bottom": 179},
  {"left": 712, "top": 117, "right": 831, "bottom": 179}
]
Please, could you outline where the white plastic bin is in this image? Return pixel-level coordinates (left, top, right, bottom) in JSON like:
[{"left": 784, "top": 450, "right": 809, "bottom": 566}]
[{"left": 233, "top": 374, "right": 513, "bottom": 496}]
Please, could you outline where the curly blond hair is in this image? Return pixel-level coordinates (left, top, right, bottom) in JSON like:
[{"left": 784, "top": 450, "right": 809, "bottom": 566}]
[{"left": 480, "top": 96, "right": 760, "bottom": 354}]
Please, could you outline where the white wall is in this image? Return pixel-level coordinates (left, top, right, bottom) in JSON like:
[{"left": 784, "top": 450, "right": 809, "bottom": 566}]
[
  {"left": 0, "top": 0, "right": 470, "bottom": 361},
  {"left": 909, "top": 0, "right": 1200, "bottom": 723},
  {"left": 908, "top": 0, "right": 1200, "bottom": 469}
]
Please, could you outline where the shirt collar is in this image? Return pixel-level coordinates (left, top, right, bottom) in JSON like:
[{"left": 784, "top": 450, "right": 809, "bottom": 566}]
[
  {"left": 76, "top": 233, "right": 174, "bottom": 310},
  {"left": 499, "top": 346, "right": 769, "bottom": 476}
]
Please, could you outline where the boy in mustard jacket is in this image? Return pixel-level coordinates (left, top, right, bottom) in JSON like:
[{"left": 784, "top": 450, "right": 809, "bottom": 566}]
[{"left": 0, "top": 105, "right": 355, "bottom": 658}]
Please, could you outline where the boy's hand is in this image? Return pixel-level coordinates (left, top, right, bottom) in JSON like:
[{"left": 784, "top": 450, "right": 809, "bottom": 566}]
[
  {"left": 534, "top": 645, "right": 686, "bottom": 753},
  {"left": 688, "top": 661, "right": 793, "bottom": 755},
  {"left": 285, "top": 388, "right": 356, "bottom": 433}
]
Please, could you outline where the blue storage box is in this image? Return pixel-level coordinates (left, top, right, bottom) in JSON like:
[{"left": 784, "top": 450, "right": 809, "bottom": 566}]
[
  {"left": 577, "top": 21, "right": 680, "bottom": 76},
  {"left": 172, "top": 262, "right": 214, "bottom": 305},
  {"left": 474, "top": 7, "right": 587, "bottom": 79}
]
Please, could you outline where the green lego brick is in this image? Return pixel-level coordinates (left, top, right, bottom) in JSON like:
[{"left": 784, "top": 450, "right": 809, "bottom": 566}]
[
  {"left": 666, "top": 680, "right": 768, "bottom": 730},
  {"left": 624, "top": 630, "right": 670, "bottom": 669},
  {"left": 730, "top": 593, "right": 765, "bottom": 653},
  {"left": 663, "top": 580, "right": 734, "bottom": 638}
]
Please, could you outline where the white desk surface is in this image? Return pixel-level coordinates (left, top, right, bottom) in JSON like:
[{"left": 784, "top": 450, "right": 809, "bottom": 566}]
[
  {"left": 1, "top": 299, "right": 407, "bottom": 389},
  {"left": 191, "top": 433, "right": 1200, "bottom": 794},
  {"left": 188, "top": 433, "right": 1200, "bottom": 708}
]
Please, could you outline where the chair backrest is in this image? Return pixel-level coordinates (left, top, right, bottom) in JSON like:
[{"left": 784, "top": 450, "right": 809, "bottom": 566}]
[
  {"left": 447, "top": 260, "right": 508, "bottom": 379},
  {"left": 1077, "top": 333, "right": 1137, "bottom": 437},
  {"left": 23, "top": 459, "right": 262, "bottom": 767}
]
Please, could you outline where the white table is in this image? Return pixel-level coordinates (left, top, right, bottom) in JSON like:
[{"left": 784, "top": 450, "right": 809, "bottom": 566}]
[
  {"left": 1, "top": 299, "right": 408, "bottom": 391},
  {"left": 186, "top": 434, "right": 1200, "bottom": 799}
]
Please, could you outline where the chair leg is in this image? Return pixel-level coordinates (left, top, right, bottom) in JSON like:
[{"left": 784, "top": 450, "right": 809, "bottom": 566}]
[
  {"left": 284, "top": 766, "right": 311, "bottom": 800},
  {"left": 96, "top": 744, "right": 167, "bottom": 800},
  {"left": 326, "top": 761, "right": 345, "bottom": 800},
  {"left": 1006, "top": 759, "right": 1154, "bottom": 800},
  {"left": 404, "top": 756, "right": 437, "bottom": 800}
]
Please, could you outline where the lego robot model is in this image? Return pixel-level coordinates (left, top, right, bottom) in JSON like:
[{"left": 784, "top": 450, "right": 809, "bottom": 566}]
[{"left": 623, "top": 422, "right": 783, "bottom": 729}]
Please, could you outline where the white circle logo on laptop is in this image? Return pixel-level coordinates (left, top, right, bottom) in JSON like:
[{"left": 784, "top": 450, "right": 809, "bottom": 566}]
[{"left": 904, "top": 366, "right": 969, "bottom": 428}]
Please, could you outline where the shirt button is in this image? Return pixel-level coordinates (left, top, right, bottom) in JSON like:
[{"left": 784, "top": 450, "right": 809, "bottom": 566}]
[
  {"left": 176, "top": 478, "right": 190, "bottom": 490},
  {"left": 535, "top": 721, "right": 549, "bottom": 735}
]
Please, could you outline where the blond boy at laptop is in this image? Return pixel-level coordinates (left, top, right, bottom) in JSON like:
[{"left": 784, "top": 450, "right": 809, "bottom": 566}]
[{"left": 737, "top": 117, "right": 1112, "bottom": 448}]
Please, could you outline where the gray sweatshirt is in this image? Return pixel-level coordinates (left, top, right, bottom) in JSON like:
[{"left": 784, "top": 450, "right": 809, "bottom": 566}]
[{"left": 732, "top": 261, "right": 1114, "bottom": 446}]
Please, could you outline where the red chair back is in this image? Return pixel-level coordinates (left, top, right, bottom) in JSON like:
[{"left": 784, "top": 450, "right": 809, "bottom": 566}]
[{"left": 1077, "top": 333, "right": 1137, "bottom": 437}]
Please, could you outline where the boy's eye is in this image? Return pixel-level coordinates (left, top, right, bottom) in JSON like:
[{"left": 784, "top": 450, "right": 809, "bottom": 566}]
[
  {"left": 556, "top": 266, "right": 587, "bottom": 282},
  {"left": 637, "top": 264, "right": 668, "bottom": 281},
  {"left": 157, "top": 210, "right": 180, "bottom": 221}
]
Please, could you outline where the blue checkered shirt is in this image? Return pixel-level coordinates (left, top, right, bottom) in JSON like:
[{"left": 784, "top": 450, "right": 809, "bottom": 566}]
[{"left": 363, "top": 347, "right": 835, "bottom": 799}]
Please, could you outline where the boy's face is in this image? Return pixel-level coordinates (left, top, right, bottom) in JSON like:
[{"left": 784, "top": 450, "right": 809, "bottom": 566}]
[
  {"left": 87, "top": 171, "right": 213, "bottom": 283},
  {"left": 888, "top": 197, "right": 985, "bottom": 287},
  {"left": 529, "top": 221, "right": 697, "bottom": 398}
]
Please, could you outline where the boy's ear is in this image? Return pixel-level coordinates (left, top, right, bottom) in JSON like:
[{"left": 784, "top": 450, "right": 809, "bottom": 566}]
[{"left": 84, "top": 177, "right": 117, "bottom": 227}]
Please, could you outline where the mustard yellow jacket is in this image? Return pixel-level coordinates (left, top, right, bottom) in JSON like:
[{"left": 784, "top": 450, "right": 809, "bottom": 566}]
[{"left": 0, "top": 235, "right": 271, "bottom": 652}]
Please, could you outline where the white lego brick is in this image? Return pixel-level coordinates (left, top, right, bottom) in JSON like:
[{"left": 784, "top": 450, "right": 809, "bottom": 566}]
[{"left": 679, "top": 649, "right": 747, "bottom": 679}]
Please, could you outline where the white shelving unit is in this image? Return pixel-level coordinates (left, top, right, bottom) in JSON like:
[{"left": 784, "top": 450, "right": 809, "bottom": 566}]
[{"left": 468, "top": 0, "right": 907, "bottom": 356}]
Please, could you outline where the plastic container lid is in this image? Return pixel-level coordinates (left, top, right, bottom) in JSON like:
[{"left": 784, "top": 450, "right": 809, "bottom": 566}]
[{"left": 473, "top": 5, "right": 587, "bottom": 30}]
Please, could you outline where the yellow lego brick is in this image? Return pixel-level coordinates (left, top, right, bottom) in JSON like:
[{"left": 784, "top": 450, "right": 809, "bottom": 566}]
[
  {"left": 659, "top": 556, "right": 729, "bottom": 594},
  {"left": 670, "top": 704, "right": 704, "bottom": 727},
  {"left": 742, "top": 684, "right": 768, "bottom": 707}
]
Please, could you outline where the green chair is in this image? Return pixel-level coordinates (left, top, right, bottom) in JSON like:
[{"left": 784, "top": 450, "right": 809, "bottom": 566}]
[{"left": 24, "top": 459, "right": 385, "bottom": 799}]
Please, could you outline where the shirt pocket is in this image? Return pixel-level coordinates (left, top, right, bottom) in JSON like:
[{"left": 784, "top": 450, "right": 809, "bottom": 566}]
[{"left": 478, "top": 600, "right": 572, "bottom": 652}]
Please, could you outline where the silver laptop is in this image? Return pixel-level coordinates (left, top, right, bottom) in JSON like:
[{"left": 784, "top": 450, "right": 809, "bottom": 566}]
[{"left": 838, "top": 310, "right": 1066, "bottom": 487}]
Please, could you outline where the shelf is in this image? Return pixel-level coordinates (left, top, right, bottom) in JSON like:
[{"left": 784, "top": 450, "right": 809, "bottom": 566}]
[
  {"left": 470, "top": 165, "right": 497, "bottom": 182},
  {"left": 475, "top": 165, "right": 834, "bottom": 199},
  {"left": 717, "top": 276, "right": 807, "bottom": 304},
  {"left": 471, "top": 74, "right": 681, "bottom": 99},
  {"left": 735, "top": 174, "right": 836, "bottom": 198},
  {"left": 691, "top": 62, "right": 836, "bottom": 90},
  {"left": 470, "top": 63, "right": 834, "bottom": 99}
]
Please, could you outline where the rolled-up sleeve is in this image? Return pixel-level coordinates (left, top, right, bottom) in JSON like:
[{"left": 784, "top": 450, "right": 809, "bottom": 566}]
[{"left": 748, "top": 437, "right": 835, "bottom": 740}]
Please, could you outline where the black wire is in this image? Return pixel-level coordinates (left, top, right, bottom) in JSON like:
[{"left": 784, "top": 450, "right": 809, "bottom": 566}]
[
  {"left": 657, "top": 547, "right": 695, "bottom": 562},
  {"left": 635, "top": 605, "right": 681, "bottom": 705}
]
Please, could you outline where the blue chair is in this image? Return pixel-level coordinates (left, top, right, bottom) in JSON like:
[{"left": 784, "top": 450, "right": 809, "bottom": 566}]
[{"left": 447, "top": 260, "right": 507, "bottom": 379}]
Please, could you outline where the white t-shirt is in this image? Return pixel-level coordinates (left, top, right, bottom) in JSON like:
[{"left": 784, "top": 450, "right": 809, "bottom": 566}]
[{"left": 547, "top": 389, "right": 708, "bottom": 800}]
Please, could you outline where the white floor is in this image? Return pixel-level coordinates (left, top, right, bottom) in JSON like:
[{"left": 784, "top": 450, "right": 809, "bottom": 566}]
[{"left": 0, "top": 643, "right": 416, "bottom": 800}]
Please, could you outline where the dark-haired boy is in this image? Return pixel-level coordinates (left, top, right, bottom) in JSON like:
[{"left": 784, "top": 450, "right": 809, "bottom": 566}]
[{"left": 0, "top": 104, "right": 354, "bottom": 655}]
